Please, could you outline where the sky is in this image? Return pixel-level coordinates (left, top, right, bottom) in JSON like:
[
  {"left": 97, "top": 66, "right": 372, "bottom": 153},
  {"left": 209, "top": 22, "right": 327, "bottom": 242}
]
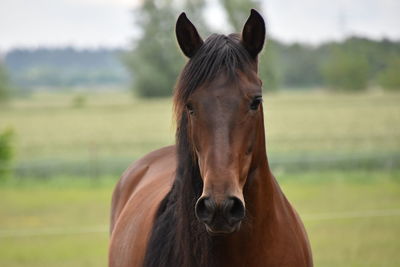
[{"left": 0, "top": 0, "right": 399, "bottom": 52}]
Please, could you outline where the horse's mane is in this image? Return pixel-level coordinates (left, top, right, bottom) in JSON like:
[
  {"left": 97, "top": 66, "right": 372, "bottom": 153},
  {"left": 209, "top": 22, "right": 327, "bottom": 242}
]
[{"left": 143, "top": 33, "right": 253, "bottom": 267}]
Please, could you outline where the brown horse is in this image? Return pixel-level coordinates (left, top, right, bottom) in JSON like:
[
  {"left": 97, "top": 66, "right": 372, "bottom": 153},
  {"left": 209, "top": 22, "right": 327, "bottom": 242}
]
[{"left": 109, "top": 9, "right": 312, "bottom": 267}]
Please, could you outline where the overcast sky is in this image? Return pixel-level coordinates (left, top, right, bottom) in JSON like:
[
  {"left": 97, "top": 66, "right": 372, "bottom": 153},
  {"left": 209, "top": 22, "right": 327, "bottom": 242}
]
[{"left": 1, "top": 0, "right": 399, "bottom": 52}]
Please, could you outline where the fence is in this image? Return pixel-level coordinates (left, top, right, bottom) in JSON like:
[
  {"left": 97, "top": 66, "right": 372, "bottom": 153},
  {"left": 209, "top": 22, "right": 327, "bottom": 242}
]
[
  {"left": 1, "top": 132, "right": 399, "bottom": 180},
  {"left": 2, "top": 150, "right": 399, "bottom": 180}
]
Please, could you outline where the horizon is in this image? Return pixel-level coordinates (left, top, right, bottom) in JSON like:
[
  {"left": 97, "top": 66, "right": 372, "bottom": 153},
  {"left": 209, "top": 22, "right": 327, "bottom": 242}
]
[{"left": 2, "top": 34, "right": 399, "bottom": 56}]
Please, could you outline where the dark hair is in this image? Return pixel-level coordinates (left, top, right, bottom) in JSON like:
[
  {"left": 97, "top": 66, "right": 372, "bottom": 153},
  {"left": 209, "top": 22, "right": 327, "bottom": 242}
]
[{"left": 143, "top": 33, "right": 253, "bottom": 267}]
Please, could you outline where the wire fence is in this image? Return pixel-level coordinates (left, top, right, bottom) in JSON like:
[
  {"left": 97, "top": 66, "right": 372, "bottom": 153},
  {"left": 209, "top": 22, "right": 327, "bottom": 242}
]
[
  {"left": 1, "top": 150, "right": 399, "bottom": 180},
  {"left": 1, "top": 208, "right": 400, "bottom": 238},
  {"left": 1, "top": 134, "right": 400, "bottom": 180}
]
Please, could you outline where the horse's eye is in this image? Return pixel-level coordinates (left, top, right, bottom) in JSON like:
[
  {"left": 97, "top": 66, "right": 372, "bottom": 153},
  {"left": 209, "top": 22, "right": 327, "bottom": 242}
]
[
  {"left": 250, "top": 96, "right": 262, "bottom": 110},
  {"left": 186, "top": 103, "right": 194, "bottom": 115}
]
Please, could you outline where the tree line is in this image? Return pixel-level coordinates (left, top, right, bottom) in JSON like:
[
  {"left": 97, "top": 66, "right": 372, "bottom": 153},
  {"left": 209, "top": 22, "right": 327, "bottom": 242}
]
[
  {"left": 3, "top": 48, "right": 129, "bottom": 91},
  {"left": 1, "top": 0, "right": 399, "bottom": 100},
  {"left": 270, "top": 37, "right": 400, "bottom": 91},
  {"left": 124, "top": 0, "right": 400, "bottom": 97}
]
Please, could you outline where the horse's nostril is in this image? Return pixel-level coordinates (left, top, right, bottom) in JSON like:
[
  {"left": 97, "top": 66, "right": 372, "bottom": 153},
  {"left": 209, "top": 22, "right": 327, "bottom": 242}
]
[
  {"left": 195, "top": 197, "right": 214, "bottom": 224},
  {"left": 196, "top": 196, "right": 244, "bottom": 227},
  {"left": 225, "top": 197, "right": 245, "bottom": 224}
]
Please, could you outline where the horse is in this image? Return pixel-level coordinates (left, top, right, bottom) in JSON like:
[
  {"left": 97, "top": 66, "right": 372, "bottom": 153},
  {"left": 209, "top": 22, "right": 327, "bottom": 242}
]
[{"left": 109, "top": 9, "right": 313, "bottom": 267}]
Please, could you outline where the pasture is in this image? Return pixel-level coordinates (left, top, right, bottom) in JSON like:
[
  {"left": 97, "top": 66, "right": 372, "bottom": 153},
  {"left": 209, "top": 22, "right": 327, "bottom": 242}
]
[
  {"left": 2, "top": 90, "right": 400, "bottom": 163},
  {"left": 1, "top": 171, "right": 399, "bottom": 266},
  {"left": 1, "top": 90, "right": 400, "bottom": 266}
]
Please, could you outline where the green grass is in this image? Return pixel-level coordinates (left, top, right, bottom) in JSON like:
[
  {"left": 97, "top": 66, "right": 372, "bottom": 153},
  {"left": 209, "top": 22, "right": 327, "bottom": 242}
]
[
  {"left": 281, "top": 170, "right": 400, "bottom": 266},
  {"left": 1, "top": 91, "right": 174, "bottom": 161},
  {"left": 1, "top": 90, "right": 400, "bottom": 265},
  {"left": 1, "top": 90, "right": 399, "bottom": 162},
  {"left": 0, "top": 170, "right": 399, "bottom": 266}
]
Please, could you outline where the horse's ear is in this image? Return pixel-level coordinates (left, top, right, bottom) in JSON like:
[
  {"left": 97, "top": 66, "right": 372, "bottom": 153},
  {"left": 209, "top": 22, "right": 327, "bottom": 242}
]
[
  {"left": 241, "top": 9, "right": 266, "bottom": 58},
  {"left": 176, "top": 12, "right": 203, "bottom": 58}
]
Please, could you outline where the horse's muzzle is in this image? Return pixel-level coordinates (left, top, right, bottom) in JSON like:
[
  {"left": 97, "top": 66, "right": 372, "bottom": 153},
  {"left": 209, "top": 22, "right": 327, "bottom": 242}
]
[{"left": 195, "top": 196, "right": 245, "bottom": 234}]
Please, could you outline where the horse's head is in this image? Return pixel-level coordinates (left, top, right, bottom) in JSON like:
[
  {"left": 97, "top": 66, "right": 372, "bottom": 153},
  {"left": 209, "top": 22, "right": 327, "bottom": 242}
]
[{"left": 175, "top": 10, "right": 266, "bottom": 235}]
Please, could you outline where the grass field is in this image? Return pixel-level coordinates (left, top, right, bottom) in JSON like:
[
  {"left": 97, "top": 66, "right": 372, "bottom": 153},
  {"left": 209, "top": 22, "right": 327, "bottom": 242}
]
[
  {"left": 0, "top": 171, "right": 399, "bottom": 266},
  {"left": 1, "top": 90, "right": 399, "bottom": 161},
  {"left": 1, "top": 90, "right": 400, "bottom": 266}
]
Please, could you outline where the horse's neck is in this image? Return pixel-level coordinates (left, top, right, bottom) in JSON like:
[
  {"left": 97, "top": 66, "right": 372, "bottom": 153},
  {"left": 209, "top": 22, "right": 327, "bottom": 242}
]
[
  {"left": 245, "top": 158, "right": 284, "bottom": 221},
  {"left": 243, "top": 118, "right": 292, "bottom": 235},
  {"left": 247, "top": 116, "right": 282, "bottom": 210}
]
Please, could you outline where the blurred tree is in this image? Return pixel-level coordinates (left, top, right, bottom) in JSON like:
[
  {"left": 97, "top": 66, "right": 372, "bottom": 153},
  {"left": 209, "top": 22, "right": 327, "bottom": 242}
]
[
  {"left": 71, "top": 94, "right": 87, "bottom": 108},
  {"left": 220, "top": 0, "right": 280, "bottom": 91},
  {"left": 0, "top": 128, "right": 14, "bottom": 181},
  {"left": 278, "top": 43, "right": 324, "bottom": 88},
  {"left": 258, "top": 40, "right": 281, "bottom": 91},
  {"left": 378, "top": 58, "right": 400, "bottom": 90},
  {"left": 220, "top": 0, "right": 260, "bottom": 30},
  {"left": 323, "top": 47, "right": 369, "bottom": 91},
  {"left": 184, "top": 0, "right": 208, "bottom": 34},
  {"left": 124, "top": 0, "right": 207, "bottom": 98},
  {"left": 124, "top": 4, "right": 399, "bottom": 95},
  {"left": 0, "top": 63, "right": 11, "bottom": 102},
  {"left": 124, "top": 0, "right": 182, "bottom": 97},
  {"left": 5, "top": 48, "right": 128, "bottom": 89}
]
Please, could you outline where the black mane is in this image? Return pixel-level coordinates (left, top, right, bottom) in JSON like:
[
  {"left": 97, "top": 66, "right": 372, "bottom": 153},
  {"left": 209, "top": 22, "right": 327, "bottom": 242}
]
[{"left": 143, "top": 34, "right": 253, "bottom": 267}]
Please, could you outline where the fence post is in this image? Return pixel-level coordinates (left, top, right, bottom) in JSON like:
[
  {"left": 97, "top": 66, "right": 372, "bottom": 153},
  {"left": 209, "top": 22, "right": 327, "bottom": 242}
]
[{"left": 89, "top": 142, "right": 99, "bottom": 184}]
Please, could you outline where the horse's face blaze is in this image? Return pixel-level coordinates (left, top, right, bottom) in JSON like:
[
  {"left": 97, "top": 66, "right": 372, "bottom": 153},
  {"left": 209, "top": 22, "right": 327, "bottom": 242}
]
[{"left": 189, "top": 71, "right": 263, "bottom": 234}]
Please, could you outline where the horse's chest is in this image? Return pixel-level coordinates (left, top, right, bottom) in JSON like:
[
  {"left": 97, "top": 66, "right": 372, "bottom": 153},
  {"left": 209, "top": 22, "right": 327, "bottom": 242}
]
[{"left": 215, "top": 231, "right": 310, "bottom": 267}]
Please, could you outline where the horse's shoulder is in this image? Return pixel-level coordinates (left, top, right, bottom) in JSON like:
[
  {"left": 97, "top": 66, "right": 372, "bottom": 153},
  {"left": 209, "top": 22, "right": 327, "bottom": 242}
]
[
  {"left": 109, "top": 145, "right": 177, "bottom": 267},
  {"left": 110, "top": 145, "right": 176, "bottom": 233},
  {"left": 120, "top": 145, "right": 176, "bottom": 188}
]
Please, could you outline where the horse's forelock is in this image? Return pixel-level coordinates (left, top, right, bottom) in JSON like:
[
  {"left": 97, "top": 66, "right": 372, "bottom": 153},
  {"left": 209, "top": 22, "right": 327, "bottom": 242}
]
[{"left": 173, "top": 33, "right": 253, "bottom": 124}]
